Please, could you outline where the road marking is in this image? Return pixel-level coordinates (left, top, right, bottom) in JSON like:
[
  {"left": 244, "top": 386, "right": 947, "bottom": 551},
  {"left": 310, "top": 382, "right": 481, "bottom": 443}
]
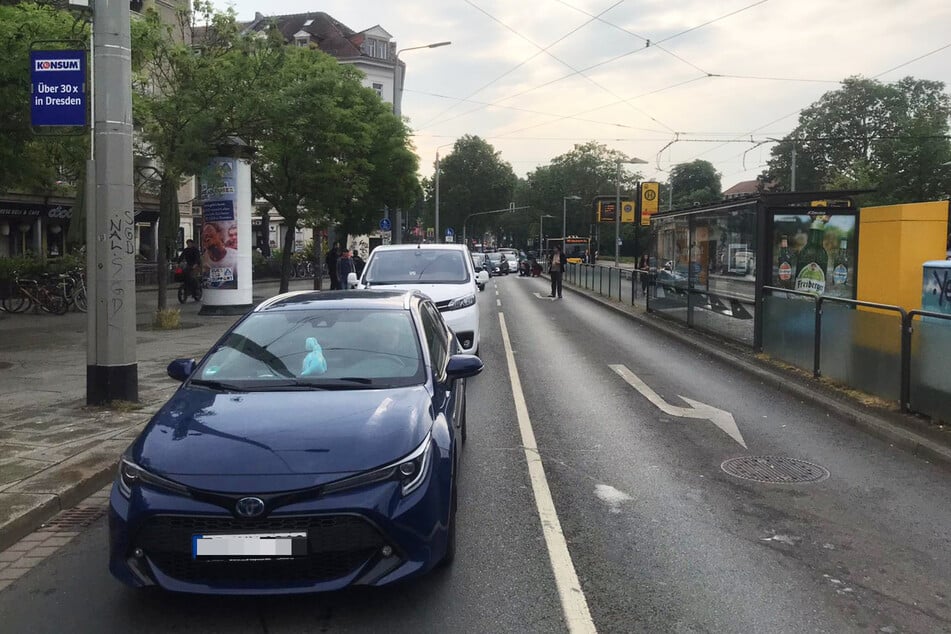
[
  {"left": 594, "top": 484, "right": 633, "bottom": 514},
  {"left": 499, "top": 313, "right": 597, "bottom": 634},
  {"left": 497, "top": 299, "right": 502, "bottom": 307},
  {"left": 609, "top": 364, "right": 747, "bottom": 448},
  {"left": 533, "top": 292, "right": 556, "bottom": 301}
]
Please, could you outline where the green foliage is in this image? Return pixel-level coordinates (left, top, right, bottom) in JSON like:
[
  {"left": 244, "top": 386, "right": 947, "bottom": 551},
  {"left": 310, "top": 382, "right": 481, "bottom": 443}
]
[
  {"left": 669, "top": 160, "right": 722, "bottom": 208},
  {"left": 515, "top": 142, "right": 642, "bottom": 248},
  {"left": 0, "top": 3, "right": 88, "bottom": 193},
  {"left": 426, "top": 135, "right": 516, "bottom": 245},
  {"left": 762, "top": 76, "right": 951, "bottom": 205}
]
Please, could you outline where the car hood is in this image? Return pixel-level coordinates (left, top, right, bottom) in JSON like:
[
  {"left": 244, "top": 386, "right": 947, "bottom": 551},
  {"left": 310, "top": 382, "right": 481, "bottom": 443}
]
[
  {"left": 130, "top": 385, "right": 434, "bottom": 483},
  {"left": 359, "top": 282, "right": 473, "bottom": 302}
]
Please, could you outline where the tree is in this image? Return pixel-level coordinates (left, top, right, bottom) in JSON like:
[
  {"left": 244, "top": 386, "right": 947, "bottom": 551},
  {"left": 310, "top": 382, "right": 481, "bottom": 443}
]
[
  {"left": 668, "top": 159, "right": 722, "bottom": 207},
  {"left": 433, "top": 136, "right": 516, "bottom": 245},
  {"left": 762, "top": 76, "right": 951, "bottom": 204},
  {"left": 0, "top": 4, "right": 88, "bottom": 231},
  {"left": 519, "top": 141, "right": 642, "bottom": 252},
  {"left": 132, "top": 2, "right": 274, "bottom": 309},
  {"left": 248, "top": 43, "right": 418, "bottom": 292}
]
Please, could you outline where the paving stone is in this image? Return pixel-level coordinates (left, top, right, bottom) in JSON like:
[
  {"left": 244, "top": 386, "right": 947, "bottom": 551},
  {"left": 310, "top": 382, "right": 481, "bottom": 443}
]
[{"left": 0, "top": 566, "right": 27, "bottom": 581}]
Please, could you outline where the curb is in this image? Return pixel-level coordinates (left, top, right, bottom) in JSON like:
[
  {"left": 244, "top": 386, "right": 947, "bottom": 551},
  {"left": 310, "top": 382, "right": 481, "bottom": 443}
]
[
  {"left": 0, "top": 461, "right": 117, "bottom": 552},
  {"left": 558, "top": 278, "right": 951, "bottom": 470}
]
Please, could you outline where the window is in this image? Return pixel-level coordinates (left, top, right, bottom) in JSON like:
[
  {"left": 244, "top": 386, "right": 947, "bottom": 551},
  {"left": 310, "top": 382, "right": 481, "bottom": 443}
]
[
  {"left": 372, "top": 82, "right": 384, "bottom": 98},
  {"left": 295, "top": 37, "right": 309, "bottom": 47},
  {"left": 419, "top": 302, "right": 448, "bottom": 376},
  {"left": 363, "top": 38, "right": 388, "bottom": 60},
  {"left": 364, "top": 249, "right": 469, "bottom": 284}
]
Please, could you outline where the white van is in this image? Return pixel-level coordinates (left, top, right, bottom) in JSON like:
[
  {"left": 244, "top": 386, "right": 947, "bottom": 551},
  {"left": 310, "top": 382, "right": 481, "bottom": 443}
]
[{"left": 353, "top": 244, "right": 481, "bottom": 353}]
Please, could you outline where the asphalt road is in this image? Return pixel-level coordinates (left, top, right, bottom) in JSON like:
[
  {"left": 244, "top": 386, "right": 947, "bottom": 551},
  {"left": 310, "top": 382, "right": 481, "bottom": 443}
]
[{"left": 2, "top": 274, "right": 950, "bottom": 633}]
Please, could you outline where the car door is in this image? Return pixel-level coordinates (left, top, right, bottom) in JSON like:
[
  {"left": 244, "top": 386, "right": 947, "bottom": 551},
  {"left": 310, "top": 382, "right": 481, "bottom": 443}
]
[{"left": 419, "top": 301, "right": 460, "bottom": 438}]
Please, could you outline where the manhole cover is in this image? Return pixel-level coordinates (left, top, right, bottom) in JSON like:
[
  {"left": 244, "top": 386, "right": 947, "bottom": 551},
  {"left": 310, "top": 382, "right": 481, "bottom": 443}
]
[
  {"left": 42, "top": 505, "right": 106, "bottom": 531},
  {"left": 721, "top": 456, "right": 829, "bottom": 484}
]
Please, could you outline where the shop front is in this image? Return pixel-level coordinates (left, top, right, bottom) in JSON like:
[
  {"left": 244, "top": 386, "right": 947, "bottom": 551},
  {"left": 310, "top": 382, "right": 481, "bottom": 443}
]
[{"left": 0, "top": 200, "right": 74, "bottom": 259}]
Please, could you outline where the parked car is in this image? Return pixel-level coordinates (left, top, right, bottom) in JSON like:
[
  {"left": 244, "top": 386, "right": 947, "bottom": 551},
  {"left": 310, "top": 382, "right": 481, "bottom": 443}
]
[
  {"left": 109, "top": 290, "right": 483, "bottom": 595},
  {"left": 353, "top": 244, "right": 481, "bottom": 353}
]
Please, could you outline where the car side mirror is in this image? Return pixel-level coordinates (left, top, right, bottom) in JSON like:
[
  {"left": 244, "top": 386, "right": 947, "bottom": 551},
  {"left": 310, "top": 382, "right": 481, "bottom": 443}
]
[
  {"left": 347, "top": 272, "right": 359, "bottom": 289},
  {"left": 167, "top": 358, "right": 196, "bottom": 382},
  {"left": 445, "top": 354, "right": 483, "bottom": 380}
]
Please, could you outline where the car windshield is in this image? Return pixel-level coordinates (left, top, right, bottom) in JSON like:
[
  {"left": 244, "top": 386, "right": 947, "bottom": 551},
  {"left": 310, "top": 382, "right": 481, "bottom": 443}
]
[
  {"left": 486, "top": 253, "right": 502, "bottom": 264},
  {"left": 192, "top": 308, "right": 424, "bottom": 390},
  {"left": 364, "top": 249, "right": 470, "bottom": 284}
]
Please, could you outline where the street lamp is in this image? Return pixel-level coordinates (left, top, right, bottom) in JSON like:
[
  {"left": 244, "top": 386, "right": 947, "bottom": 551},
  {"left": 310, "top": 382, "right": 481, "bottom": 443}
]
[
  {"left": 562, "top": 195, "right": 581, "bottom": 241},
  {"left": 393, "top": 41, "right": 451, "bottom": 118},
  {"left": 616, "top": 157, "right": 648, "bottom": 267},
  {"left": 539, "top": 213, "right": 555, "bottom": 256}
]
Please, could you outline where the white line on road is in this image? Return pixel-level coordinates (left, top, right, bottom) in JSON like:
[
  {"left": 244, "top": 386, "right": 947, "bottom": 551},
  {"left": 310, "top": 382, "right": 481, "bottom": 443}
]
[
  {"left": 497, "top": 299, "right": 502, "bottom": 307},
  {"left": 499, "top": 313, "right": 597, "bottom": 634},
  {"left": 609, "top": 364, "right": 747, "bottom": 448},
  {"left": 533, "top": 292, "right": 556, "bottom": 301}
]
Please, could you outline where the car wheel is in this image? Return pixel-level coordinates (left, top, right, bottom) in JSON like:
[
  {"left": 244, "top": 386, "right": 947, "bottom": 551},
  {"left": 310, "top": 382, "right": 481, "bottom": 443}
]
[{"left": 478, "top": 283, "right": 484, "bottom": 292}]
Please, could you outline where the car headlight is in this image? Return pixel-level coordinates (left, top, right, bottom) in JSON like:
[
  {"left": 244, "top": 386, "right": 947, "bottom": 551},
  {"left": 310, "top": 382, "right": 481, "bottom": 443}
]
[
  {"left": 117, "top": 457, "right": 190, "bottom": 499},
  {"left": 446, "top": 293, "right": 476, "bottom": 311},
  {"left": 322, "top": 432, "right": 433, "bottom": 497}
]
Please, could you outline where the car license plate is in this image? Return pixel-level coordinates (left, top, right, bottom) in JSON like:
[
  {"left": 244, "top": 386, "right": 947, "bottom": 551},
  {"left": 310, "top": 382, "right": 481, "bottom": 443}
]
[{"left": 192, "top": 532, "right": 307, "bottom": 558}]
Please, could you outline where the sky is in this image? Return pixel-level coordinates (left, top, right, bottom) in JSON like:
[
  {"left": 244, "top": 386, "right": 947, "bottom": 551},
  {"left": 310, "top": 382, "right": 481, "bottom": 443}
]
[{"left": 214, "top": 0, "right": 951, "bottom": 190}]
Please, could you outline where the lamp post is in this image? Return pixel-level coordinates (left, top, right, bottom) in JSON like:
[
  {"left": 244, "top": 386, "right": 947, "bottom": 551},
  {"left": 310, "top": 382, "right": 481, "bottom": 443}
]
[
  {"left": 393, "top": 41, "right": 451, "bottom": 118},
  {"left": 615, "top": 157, "right": 648, "bottom": 267},
  {"left": 434, "top": 142, "right": 453, "bottom": 243},
  {"left": 539, "top": 213, "right": 555, "bottom": 256},
  {"left": 562, "top": 195, "right": 580, "bottom": 241}
]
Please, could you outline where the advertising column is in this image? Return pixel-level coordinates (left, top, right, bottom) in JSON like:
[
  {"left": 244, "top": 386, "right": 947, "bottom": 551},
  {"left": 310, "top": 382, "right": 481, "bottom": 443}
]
[{"left": 199, "top": 147, "right": 252, "bottom": 315}]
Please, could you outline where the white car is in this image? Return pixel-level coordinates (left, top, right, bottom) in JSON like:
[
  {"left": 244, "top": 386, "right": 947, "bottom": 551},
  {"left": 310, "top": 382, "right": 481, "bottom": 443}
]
[{"left": 353, "top": 244, "right": 481, "bottom": 353}]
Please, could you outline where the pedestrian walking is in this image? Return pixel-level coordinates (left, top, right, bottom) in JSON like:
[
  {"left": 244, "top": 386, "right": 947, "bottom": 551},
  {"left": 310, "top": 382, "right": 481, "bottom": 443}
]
[
  {"left": 548, "top": 245, "right": 567, "bottom": 298},
  {"left": 337, "top": 248, "right": 355, "bottom": 290},
  {"left": 325, "top": 242, "right": 340, "bottom": 290}
]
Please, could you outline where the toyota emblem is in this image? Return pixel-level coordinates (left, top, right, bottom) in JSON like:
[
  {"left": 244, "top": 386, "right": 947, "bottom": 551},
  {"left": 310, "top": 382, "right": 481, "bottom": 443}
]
[{"left": 235, "top": 497, "right": 265, "bottom": 518}]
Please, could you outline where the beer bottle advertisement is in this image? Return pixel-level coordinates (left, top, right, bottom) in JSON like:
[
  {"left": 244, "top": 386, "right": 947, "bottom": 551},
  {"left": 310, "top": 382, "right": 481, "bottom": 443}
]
[{"left": 772, "top": 213, "right": 856, "bottom": 299}]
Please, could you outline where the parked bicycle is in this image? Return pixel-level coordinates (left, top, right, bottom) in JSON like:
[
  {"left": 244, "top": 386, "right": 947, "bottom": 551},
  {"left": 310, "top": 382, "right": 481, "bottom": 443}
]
[
  {"left": 1, "top": 271, "right": 69, "bottom": 315},
  {"left": 61, "top": 267, "right": 87, "bottom": 313}
]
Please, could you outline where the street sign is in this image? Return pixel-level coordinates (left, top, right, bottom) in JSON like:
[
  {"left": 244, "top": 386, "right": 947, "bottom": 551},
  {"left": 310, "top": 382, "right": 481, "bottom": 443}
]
[
  {"left": 30, "top": 50, "right": 86, "bottom": 127},
  {"left": 445, "top": 227, "right": 454, "bottom": 237},
  {"left": 379, "top": 217, "right": 392, "bottom": 231},
  {"left": 640, "top": 182, "right": 659, "bottom": 226}
]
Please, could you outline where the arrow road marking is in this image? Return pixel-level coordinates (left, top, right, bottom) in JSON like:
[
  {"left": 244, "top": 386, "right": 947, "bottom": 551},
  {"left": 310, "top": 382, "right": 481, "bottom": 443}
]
[
  {"left": 609, "top": 364, "right": 747, "bottom": 448},
  {"left": 533, "top": 292, "right": 556, "bottom": 301}
]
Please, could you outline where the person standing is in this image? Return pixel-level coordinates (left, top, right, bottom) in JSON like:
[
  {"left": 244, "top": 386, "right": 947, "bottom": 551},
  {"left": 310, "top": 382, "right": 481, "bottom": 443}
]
[
  {"left": 548, "top": 245, "right": 567, "bottom": 298},
  {"left": 337, "top": 248, "right": 355, "bottom": 290},
  {"left": 638, "top": 253, "right": 650, "bottom": 296},
  {"left": 325, "top": 242, "right": 340, "bottom": 290}
]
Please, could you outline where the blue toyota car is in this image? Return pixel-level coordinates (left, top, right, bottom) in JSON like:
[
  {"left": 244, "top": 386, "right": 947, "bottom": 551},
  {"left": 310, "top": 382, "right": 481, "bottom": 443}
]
[{"left": 109, "top": 290, "right": 483, "bottom": 594}]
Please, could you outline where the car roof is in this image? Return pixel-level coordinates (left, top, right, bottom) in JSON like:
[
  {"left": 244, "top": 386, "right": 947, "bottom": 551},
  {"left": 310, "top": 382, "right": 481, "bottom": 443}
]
[
  {"left": 254, "top": 289, "right": 422, "bottom": 312},
  {"left": 368, "top": 243, "right": 469, "bottom": 252}
]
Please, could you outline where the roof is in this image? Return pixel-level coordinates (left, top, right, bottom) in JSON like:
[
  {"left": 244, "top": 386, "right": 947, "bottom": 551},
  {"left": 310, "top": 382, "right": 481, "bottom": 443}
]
[
  {"left": 723, "top": 180, "right": 761, "bottom": 197},
  {"left": 241, "top": 11, "right": 392, "bottom": 61},
  {"left": 370, "top": 243, "right": 470, "bottom": 252}
]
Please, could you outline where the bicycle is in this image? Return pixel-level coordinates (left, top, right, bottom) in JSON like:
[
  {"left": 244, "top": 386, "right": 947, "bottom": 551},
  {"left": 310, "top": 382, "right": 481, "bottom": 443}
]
[
  {"left": 1, "top": 271, "right": 69, "bottom": 315},
  {"left": 175, "top": 266, "right": 203, "bottom": 304},
  {"left": 60, "top": 267, "right": 87, "bottom": 313}
]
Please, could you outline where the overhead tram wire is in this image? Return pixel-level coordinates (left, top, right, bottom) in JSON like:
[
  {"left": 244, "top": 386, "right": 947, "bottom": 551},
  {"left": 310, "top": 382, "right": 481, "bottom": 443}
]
[
  {"left": 678, "top": 38, "right": 951, "bottom": 170},
  {"left": 418, "top": 0, "right": 773, "bottom": 134},
  {"left": 462, "top": 0, "right": 676, "bottom": 134},
  {"left": 415, "top": 0, "right": 622, "bottom": 132}
]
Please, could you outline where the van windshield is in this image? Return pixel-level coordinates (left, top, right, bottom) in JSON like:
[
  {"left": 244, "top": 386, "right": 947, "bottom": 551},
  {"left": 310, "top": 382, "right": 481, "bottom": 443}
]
[{"left": 365, "top": 249, "right": 471, "bottom": 284}]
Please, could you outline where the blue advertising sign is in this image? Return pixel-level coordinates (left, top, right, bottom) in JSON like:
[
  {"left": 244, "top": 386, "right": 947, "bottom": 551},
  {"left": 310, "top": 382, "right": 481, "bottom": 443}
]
[
  {"left": 380, "top": 217, "right": 392, "bottom": 231},
  {"left": 200, "top": 158, "right": 239, "bottom": 289},
  {"left": 445, "top": 227, "right": 454, "bottom": 237},
  {"left": 30, "top": 50, "right": 86, "bottom": 127}
]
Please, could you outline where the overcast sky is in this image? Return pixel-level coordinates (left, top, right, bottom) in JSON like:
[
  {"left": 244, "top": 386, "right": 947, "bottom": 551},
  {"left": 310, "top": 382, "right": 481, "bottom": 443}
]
[{"left": 215, "top": 0, "right": 951, "bottom": 189}]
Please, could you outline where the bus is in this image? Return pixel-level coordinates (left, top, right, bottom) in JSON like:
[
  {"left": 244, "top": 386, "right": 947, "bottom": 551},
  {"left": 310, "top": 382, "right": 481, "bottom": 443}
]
[{"left": 546, "top": 236, "right": 591, "bottom": 264}]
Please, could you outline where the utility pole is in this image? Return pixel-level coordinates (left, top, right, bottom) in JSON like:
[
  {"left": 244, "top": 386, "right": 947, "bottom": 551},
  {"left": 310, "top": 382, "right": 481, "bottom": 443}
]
[
  {"left": 87, "top": 0, "right": 137, "bottom": 404},
  {"left": 791, "top": 145, "right": 797, "bottom": 192}
]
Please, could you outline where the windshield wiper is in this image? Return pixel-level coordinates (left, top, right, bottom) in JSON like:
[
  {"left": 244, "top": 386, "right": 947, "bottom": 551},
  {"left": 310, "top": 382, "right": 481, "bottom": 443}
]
[{"left": 189, "top": 379, "right": 247, "bottom": 392}]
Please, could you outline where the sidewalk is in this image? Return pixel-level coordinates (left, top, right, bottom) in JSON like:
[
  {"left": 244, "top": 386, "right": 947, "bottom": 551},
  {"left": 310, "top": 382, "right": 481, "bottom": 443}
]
[{"left": 0, "top": 279, "right": 319, "bottom": 551}]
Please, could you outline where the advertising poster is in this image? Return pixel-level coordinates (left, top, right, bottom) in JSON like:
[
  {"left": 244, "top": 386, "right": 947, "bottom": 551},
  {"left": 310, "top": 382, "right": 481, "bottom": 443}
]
[
  {"left": 771, "top": 211, "right": 856, "bottom": 298},
  {"left": 200, "top": 158, "right": 238, "bottom": 289}
]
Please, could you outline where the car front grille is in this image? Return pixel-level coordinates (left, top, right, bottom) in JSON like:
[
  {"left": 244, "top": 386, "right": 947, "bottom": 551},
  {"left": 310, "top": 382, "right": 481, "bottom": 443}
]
[
  {"left": 134, "top": 514, "right": 388, "bottom": 585},
  {"left": 434, "top": 299, "right": 451, "bottom": 311}
]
